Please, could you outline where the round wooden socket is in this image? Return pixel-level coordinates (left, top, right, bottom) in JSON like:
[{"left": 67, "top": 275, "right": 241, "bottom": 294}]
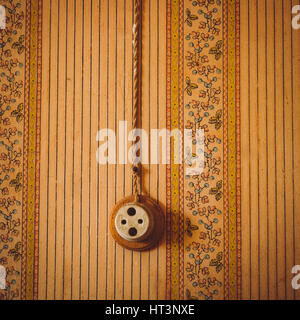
[{"left": 110, "top": 195, "right": 164, "bottom": 251}]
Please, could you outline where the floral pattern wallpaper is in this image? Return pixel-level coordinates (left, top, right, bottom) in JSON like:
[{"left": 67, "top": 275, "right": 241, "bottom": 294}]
[
  {"left": 0, "top": 0, "right": 25, "bottom": 300},
  {"left": 184, "top": 0, "right": 224, "bottom": 300},
  {"left": 0, "top": 0, "right": 296, "bottom": 301},
  {"left": 0, "top": 0, "right": 243, "bottom": 300}
]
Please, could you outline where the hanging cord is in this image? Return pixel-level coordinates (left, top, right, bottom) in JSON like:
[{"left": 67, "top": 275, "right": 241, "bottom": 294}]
[{"left": 132, "top": 0, "right": 141, "bottom": 202}]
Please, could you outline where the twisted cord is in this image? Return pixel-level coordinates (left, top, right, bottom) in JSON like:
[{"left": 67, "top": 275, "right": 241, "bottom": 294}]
[
  {"left": 133, "top": 0, "right": 140, "bottom": 135},
  {"left": 132, "top": 0, "right": 141, "bottom": 200}
]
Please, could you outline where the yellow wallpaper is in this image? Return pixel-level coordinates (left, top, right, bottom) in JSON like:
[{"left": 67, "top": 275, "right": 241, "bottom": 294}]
[
  {"left": 38, "top": 0, "right": 167, "bottom": 300},
  {"left": 240, "top": 0, "right": 300, "bottom": 300},
  {"left": 0, "top": 0, "right": 299, "bottom": 300}
]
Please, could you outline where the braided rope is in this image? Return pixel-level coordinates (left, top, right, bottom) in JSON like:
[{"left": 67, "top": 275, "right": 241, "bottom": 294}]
[{"left": 132, "top": 0, "right": 141, "bottom": 201}]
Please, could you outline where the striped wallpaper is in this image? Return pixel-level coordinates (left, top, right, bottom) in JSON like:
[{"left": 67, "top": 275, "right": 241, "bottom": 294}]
[{"left": 1, "top": 0, "right": 297, "bottom": 300}]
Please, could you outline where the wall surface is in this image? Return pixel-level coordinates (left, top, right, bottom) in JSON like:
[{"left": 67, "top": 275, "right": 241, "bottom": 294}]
[
  {"left": 240, "top": 0, "right": 300, "bottom": 300},
  {"left": 38, "top": 0, "right": 300, "bottom": 300},
  {"left": 0, "top": 0, "right": 299, "bottom": 300},
  {"left": 38, "top": 0, "right": 167, "bottom": 300}
]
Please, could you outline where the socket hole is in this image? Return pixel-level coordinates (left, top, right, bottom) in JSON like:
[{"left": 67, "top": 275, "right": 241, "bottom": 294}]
[
  {"left": 138, "top": 219, "right": 143, "bottom": 224},
  {"left": 121, "top": 220, "right": 127, "bottom": 225},
  {"left": 129, "top": 227, "right": 137, "bottom": 237},
  {"left": 127, "top": 207, "right": 136, "bottom": 216}
]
